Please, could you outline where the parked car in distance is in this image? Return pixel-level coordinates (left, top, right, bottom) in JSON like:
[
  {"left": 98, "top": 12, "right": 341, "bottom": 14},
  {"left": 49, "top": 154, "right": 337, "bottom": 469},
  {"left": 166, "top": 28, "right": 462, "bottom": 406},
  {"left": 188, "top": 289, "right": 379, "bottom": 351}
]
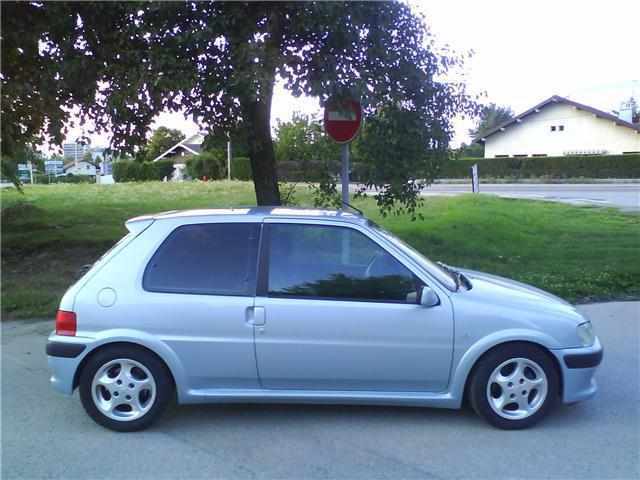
[{"left": 47, "top": 207, "right": 602, "bottom": 431}]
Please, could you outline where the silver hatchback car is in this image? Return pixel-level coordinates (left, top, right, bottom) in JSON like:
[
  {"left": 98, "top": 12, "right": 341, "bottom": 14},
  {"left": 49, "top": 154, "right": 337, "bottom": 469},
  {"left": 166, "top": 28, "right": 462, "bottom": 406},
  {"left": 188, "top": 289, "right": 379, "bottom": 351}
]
[{"left": 47, "top": 207, "right": 602, "bottom": 431}]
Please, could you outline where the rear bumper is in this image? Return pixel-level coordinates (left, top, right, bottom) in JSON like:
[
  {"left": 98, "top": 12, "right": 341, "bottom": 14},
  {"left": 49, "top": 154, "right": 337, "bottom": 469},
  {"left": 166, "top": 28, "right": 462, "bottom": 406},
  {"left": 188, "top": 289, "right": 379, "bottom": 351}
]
[
  {"left": 552, "top": 336, "right": 603, "bottom": 404},
  {"left": 46, "top": 334, "right": 90, "bottom": 395}
]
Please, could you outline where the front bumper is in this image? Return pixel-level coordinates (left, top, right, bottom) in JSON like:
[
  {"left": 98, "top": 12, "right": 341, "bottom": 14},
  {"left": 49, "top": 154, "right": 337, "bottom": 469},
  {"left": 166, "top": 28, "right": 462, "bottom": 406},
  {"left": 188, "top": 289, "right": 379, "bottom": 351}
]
[
  {"left": 552, "top": 336, "right": 603, "bottom": 404},
  {"left": 47, "top": 334, "right": 91, "bottom": 395}
]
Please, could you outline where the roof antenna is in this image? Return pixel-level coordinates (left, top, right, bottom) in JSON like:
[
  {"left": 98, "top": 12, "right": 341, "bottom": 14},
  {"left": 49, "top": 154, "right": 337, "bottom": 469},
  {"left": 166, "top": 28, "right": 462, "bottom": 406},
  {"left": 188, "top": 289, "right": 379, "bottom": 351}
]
[{"left": 341, "top": 201, "right": 363, "bottom": 216}]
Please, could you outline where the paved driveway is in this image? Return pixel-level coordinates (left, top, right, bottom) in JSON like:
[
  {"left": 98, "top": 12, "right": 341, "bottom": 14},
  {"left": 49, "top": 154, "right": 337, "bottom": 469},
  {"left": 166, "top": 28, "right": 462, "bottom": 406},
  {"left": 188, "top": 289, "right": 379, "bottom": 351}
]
[{"left": 2, "top": 302, "right": 639, "bottom": 479}]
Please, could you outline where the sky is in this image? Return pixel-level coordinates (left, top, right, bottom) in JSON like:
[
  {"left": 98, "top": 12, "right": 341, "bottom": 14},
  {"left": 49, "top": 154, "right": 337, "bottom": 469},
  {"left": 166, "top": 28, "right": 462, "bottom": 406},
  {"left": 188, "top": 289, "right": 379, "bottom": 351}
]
[{"left": 62, "top": 0, "right": 640, "bottom": 151}]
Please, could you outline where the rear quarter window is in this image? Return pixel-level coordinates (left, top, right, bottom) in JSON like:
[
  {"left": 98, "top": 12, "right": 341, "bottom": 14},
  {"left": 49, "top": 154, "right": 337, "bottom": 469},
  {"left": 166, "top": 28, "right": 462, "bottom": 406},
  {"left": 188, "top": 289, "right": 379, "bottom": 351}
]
[{"left": 143, "top": 223, "right": 260, "bottom": 296}]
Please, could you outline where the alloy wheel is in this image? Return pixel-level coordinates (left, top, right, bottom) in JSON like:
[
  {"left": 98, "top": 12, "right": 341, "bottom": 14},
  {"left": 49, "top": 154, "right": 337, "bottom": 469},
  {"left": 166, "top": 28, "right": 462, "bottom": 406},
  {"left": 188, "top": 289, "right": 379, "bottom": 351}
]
[
  {"left": 486, "top": 357, "right": 548, "bottom": 420},
  {"left": 91, "top": 358, "right": 157, "bottom": 422}
]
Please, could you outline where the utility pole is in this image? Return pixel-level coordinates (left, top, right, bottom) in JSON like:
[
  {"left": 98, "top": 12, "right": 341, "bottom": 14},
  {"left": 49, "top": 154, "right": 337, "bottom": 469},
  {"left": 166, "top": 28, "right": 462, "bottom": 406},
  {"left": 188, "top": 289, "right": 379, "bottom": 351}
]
[{"left": 227, "top": 139, "right": 232, "bottom": 181}]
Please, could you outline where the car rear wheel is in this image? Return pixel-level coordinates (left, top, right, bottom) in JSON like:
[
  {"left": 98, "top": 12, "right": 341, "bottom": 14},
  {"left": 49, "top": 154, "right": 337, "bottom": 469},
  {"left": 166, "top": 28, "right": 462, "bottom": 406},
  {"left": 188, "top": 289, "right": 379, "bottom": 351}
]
[
  {"left": 79, "top": 345, "right": 173, "bottom": 432},
  {"left": 469, "top": 343, "right": 560, "bottom": 429}
]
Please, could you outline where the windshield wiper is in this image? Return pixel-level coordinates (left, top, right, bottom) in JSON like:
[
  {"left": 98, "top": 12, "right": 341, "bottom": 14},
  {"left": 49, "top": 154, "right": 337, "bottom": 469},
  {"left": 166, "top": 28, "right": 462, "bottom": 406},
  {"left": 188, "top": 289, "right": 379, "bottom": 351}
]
[
  {"left": 437, "top": 262, "right": 472, "bottom": 291},
  {"left": 437, "top": 261, "right": 461, "bottom": 289}
]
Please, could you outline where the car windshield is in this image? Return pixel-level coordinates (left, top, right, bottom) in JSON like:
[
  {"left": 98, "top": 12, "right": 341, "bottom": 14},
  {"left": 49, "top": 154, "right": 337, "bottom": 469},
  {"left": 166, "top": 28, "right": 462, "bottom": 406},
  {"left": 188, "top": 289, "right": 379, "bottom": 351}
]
[{"left": 367, "top": 220, "right": 458, "bottom": 291}]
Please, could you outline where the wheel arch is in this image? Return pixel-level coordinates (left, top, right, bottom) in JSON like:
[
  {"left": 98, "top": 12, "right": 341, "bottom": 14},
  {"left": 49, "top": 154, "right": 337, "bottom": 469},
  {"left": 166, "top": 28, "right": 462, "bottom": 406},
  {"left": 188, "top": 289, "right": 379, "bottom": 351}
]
[
  {"left": 73, "top": 341, "right": 177, "bottom": 393},
  {"left": 461, "top": 340, "right": 563, "bottom": 405}
]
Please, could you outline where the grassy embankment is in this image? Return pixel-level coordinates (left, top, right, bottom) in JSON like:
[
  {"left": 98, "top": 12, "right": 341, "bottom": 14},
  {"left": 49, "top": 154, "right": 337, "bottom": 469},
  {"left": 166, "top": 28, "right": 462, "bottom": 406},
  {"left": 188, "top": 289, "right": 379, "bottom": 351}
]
[{"left": 2, "top": 181, "right": 639, "bottom": 319}]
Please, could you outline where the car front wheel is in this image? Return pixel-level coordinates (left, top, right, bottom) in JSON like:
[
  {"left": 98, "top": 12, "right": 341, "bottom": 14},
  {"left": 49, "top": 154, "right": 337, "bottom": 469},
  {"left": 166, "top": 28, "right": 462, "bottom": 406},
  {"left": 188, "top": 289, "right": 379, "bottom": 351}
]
[
  {"left": 469, "top": 343, "right": 560, "bottom": 429},
  {"left": 79, "top": 345, "right": 173, "bottom": 432}
]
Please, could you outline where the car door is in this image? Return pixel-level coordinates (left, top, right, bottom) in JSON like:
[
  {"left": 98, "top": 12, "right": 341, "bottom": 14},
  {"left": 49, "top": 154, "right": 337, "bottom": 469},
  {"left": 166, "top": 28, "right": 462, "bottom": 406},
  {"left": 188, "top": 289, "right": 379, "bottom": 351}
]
[
  {"left": 136, "top": 220, "right": 261, "bottom": 391},
  {"left": 253, "top": 220, "right": 454, "bottom": 392}
]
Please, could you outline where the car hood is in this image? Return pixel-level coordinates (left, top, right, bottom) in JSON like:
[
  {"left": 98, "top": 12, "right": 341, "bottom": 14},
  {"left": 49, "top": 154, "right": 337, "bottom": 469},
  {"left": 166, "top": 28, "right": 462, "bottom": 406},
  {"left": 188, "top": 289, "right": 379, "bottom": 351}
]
[
  {"left": 455, "top": 267, "right": 586, "bottom": 324},
  {"left": 459, "top": 268, "right": 570, "bottom": 305}
]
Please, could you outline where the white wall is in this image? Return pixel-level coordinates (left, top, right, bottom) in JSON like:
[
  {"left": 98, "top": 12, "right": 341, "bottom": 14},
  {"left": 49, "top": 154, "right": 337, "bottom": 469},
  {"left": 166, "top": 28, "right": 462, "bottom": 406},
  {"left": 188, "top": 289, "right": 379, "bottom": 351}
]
[
  {"left": 65, "top": 161, "right": 97, "bottom": 176},
  {"left": 484, "top": 103, "right": 640, "bottom": 158}
]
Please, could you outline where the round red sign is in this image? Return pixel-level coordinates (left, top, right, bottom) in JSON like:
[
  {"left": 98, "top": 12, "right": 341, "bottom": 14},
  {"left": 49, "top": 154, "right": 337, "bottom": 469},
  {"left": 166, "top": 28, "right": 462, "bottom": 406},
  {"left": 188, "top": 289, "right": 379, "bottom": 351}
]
[{"left": 324, "top": 98, "right": 362, "bottom": 143}]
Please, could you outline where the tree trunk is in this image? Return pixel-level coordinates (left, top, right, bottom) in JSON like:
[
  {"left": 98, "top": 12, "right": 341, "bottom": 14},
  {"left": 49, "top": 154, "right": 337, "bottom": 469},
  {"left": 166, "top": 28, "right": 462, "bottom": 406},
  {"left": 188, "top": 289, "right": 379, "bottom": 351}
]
[{"left": 243, "top": 89, "right": 281, "bottom": 205}]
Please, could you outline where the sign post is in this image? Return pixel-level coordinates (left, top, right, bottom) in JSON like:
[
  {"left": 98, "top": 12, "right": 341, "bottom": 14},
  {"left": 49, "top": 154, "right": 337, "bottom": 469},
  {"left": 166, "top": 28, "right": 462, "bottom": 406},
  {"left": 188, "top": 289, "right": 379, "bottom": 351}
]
[
  {"left": 227, "top": 139, "right": 232, "bottom": 181},
  {"left": 324, "top": 98, "right": 362, "bottom": 206},
  {"left": 471, "top": 163, "right": 479, "bottom": 193}
]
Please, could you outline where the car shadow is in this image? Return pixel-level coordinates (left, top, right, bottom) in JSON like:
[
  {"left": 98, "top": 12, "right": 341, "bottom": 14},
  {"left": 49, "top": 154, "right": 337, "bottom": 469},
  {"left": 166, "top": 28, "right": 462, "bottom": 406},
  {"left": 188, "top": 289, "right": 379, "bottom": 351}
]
[{"left": 158, "top": 401, "right": 482, "bottom": 432}]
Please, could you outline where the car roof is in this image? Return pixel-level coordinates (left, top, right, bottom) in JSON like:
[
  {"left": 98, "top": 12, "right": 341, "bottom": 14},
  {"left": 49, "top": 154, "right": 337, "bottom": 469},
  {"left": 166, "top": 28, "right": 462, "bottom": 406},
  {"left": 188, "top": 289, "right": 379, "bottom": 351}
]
[{"left": 126, "top": 206, "right": 369, "bottom": 228}]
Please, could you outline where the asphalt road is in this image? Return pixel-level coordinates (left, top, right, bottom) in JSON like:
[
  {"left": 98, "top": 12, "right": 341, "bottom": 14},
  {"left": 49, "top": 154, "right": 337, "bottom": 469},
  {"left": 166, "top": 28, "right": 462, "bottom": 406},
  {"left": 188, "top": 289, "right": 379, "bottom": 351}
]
[
  {"left": 2, "top": 302, "right": 639, "bottom": 479},
  {"left": 421, "top": 183, "right": 640, "bottom": 211}
]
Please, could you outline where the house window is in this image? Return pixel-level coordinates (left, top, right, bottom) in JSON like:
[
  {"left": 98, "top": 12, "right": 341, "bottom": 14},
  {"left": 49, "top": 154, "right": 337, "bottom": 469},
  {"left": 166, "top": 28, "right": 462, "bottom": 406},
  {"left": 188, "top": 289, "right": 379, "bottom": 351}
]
[
  {"left": 532, "top": 154, "right": 548, "bottom": 157},
  {"left": 550, "top": 126, "right": 556, "bottom": 132},
  {"left": 494, "top": 155, "right": 509, "bottom": 158},
  {"left": 559, "top": 125, "right": 565, "bottom": 131},
  {"left": 513, "top": 154, "right": 528, "bottom": 158}
]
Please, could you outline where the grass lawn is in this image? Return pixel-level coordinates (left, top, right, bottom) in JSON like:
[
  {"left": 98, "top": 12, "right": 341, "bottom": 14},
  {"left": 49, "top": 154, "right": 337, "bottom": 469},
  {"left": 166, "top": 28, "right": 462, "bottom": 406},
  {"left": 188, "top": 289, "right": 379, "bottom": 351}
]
[{"left": 2, "top": 181, "right": 639, "bottom": 319}]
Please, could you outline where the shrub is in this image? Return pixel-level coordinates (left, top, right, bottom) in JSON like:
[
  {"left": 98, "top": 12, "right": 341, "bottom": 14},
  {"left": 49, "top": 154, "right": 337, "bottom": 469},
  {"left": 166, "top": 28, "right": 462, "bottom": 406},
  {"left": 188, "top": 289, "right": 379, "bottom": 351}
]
[
  {"left": 185, "top": 150, "right": 226, "bottom": 180},
  {"left": 33, "top": 173, "right": 95, "bottom": 184},
  {"left": 231, "top": 156, "right": 252, "bottom": 180},
  {"left": 152, "top": 159, "right": 175, "bottom": 180},
  {"left": 277, "top": 160, "right": 338, "bottom": 182},
  {"left": 112, "top": 159, "right": 176, "bottom": 182},
  {"left": 440, "top": 154, "right": 640, "bottom": 179}
]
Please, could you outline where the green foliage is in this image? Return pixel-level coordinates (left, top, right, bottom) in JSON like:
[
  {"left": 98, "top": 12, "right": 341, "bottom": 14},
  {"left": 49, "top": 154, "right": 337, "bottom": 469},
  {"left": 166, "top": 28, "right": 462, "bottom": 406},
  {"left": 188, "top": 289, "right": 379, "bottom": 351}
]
[
  {"left": 469, "top": 103, "right": 515, "bottom": 140},
  {"left": 456, "top": 142, "right": 484, "bottom": 158},
  {"left": 33, "top": 173, "right": 95, "bottom": 184},
  {"left": 352, "top": 105, "right": 449, "bottom": 219},
  {"left": 441, "top": 154, "right": 640, "bottom": 179},
  {"left": 2, "top": 2, "right": 478, "bottom": 208},
  {"left": 112, "top": 159, "right": 175, "bottom": 182},
  {"left": 273, "top": 112, "right": 340, "bottom": 183},
  {"left": 185, "top": 150, "right": 227, "bottom": 180},
  {"left": 231, "top": 157, "right": 252, "bottom": 181},
  {"left": 144, "top": 127, "right": 185, "bottom": 162}
]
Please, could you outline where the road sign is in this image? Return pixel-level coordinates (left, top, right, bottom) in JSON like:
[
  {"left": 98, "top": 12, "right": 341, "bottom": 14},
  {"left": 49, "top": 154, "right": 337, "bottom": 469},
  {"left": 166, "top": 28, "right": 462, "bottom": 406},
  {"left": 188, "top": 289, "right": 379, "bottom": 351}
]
[
  {"left": 324, "top": 98, "right": 362, "bottom": 206},
  {"left": 17, "top": 163, "right": 33, "bottom": 183},
  {"left": 324, "top": 98, "right": 362, "bottom": 144},
  {"left": 44, "top": 160, "right": 64, "bottom": 176},
  {"left": 471, "top": 164, "right": 479, "bottom": 193}
]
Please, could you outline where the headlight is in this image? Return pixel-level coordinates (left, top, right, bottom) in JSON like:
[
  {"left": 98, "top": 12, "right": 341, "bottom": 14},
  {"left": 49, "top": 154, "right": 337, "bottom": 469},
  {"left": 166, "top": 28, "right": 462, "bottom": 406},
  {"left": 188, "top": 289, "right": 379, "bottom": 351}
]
[{"left": 577, "top": 321, "right": 595, "bottom": 346}]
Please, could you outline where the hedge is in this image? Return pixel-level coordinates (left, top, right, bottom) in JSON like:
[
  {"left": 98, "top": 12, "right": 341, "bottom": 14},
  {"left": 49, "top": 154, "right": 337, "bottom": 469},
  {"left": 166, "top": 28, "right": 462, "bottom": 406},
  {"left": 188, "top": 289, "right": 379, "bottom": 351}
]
[
  {"left": 231, "top": 156, "right": 252, "bottom": 180},
  {"left": 185, "top": 150, "right": 227, "bottom": 180},
  {"left": 33, "top": 173, "right": 96, "bottom": 184},
  {"left": 112, "top": 159, "right": 175, "bottom": 182},
  {"left": 440, "top": 154, "right": 640, "bottom": 179}
]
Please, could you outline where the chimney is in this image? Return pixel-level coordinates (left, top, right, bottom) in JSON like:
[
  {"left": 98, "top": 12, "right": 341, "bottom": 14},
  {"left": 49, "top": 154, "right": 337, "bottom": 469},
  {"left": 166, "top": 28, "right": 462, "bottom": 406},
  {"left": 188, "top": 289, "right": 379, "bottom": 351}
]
[{"left": 619, "top": 99, "right": 634, "bottom": 123}]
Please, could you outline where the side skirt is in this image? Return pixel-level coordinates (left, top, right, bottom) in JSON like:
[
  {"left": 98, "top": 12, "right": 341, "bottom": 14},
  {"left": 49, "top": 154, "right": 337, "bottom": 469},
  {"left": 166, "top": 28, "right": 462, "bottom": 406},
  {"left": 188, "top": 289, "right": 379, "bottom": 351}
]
[{"left": 179, "top": 388, "right": 461, "bottom": 409}]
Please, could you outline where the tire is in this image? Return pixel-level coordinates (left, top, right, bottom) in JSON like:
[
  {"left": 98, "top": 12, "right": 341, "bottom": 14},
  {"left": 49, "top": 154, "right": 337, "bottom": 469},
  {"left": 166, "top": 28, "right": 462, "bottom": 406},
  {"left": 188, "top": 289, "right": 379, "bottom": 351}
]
[
  {"left": 468, "top": 343, "right": 560, "bottom": 430},
  {"left": 79, "top": 344, "right": 173, "bottom": 432}
]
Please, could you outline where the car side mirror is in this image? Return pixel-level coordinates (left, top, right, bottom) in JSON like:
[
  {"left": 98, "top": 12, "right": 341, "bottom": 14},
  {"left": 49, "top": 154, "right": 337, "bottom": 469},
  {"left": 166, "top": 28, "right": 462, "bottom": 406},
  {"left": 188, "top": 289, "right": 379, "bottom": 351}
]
[{"left": 418, "top": 286, "right": 439, "bottom": 307}]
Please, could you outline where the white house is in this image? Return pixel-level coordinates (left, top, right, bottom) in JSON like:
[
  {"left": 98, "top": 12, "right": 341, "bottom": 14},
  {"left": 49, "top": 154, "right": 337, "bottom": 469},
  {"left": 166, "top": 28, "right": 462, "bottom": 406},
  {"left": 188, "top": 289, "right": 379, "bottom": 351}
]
[
  {"left": 477, "top": 95, "right": 640, "bottom": 158},
  {"left": 152, "top": 133, "right": 205, "bottom": 181},
  {"left": 64, "top": 160, "right": 97, "bottom": 176}
]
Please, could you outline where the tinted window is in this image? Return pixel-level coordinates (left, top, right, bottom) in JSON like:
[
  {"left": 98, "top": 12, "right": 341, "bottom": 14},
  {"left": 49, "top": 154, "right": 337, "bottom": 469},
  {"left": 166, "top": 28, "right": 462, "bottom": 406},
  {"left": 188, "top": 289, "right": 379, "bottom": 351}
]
[
  {"left": 267, "top": 224, "right": 421, "bottom": 302},
  {"left": 144, "top": 223, "right": 259, "bottom": 296}
]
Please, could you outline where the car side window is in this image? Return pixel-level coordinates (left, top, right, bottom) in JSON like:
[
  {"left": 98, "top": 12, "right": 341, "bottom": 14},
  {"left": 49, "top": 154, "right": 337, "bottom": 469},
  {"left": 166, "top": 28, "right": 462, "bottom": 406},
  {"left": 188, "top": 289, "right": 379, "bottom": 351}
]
[
  {"left": 267, "top": 223, "right": 422, "bottom": 303},
  {"left": 143, "top": 223, "right": 259, "bottom": 296}
]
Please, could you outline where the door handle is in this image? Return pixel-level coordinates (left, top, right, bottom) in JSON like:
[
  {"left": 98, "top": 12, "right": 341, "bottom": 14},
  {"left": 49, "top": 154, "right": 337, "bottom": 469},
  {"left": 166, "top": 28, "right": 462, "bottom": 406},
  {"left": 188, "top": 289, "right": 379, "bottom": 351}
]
[{"left": 247, "top": 306, "right": 266, "bottom": 326}]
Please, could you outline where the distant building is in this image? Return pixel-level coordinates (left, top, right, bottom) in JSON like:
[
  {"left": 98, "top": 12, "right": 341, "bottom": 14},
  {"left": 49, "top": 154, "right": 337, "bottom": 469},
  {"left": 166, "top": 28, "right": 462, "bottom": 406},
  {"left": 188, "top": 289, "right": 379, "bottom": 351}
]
[
  {"left": 63, "top": 143, "right": 91, "bottom": 162},
  {"left": 150, "top": 133, "right": 205, "bottom": 162},
  {"left": 64, "top": 161, "right": 97, "bottom": 176},
  {"left": 476, "top": 95, "right": 640, "bottom": 158},
  {"left": 152, "top": 133, "right": 206, "bottom": 181}
]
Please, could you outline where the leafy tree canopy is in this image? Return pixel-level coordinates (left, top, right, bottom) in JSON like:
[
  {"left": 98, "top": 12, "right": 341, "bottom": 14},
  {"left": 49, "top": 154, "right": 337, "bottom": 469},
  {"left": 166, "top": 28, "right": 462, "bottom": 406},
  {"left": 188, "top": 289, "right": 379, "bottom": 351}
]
[
  {"left": 274, "top": 112, "right": 338, "bottom": 164},
  {"left": 2, "top": 1, "right": 478, "bottom": 211},
  {"left": 469, "top": 103, "right": 515, "bottom": 140},
  {"left": 144, "top": 127, "right": 186, "bottom": 162}
]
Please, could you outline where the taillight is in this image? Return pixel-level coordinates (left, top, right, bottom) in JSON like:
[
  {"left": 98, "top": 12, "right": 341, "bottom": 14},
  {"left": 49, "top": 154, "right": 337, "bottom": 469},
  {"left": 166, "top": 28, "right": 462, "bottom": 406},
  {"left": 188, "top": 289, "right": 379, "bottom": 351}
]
[{"left": 56, "top": 310, "right": 77, "bottom": 336}]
